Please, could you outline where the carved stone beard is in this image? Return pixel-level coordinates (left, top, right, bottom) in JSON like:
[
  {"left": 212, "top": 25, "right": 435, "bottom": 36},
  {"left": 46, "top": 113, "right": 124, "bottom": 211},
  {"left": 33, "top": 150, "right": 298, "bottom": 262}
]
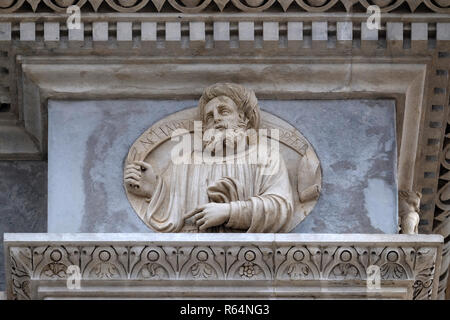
[{"left": 202, "top": 119, "right": 249, "bottom": 157}]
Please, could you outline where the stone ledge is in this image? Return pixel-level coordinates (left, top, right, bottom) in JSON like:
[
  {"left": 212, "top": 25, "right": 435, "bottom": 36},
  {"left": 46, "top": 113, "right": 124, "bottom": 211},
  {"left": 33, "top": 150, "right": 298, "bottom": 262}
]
[
  {"left": 3, "top": 233, "right": 443, "bottom": 300},
  {"left": 0, "top": 125, "right": 41, "bottom": 160}
]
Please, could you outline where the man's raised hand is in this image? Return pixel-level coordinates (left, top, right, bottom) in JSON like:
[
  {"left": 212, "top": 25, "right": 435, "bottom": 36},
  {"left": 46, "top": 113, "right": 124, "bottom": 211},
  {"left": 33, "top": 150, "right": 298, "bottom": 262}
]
[{"left": 124, "top": 161, "right": 158, "bottom": 198}]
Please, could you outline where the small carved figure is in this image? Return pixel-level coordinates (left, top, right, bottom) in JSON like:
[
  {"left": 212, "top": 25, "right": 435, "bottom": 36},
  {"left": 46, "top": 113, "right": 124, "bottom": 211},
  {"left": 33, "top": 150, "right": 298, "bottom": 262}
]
[{"left": 398, "top": 190, "right": 421, "bottom": 234}]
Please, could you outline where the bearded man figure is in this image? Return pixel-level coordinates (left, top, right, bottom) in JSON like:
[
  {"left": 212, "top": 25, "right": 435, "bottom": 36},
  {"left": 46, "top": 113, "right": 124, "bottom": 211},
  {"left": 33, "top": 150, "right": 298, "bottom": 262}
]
[{"left": 124, "top": 83, "right": 294, "bottom": 233}]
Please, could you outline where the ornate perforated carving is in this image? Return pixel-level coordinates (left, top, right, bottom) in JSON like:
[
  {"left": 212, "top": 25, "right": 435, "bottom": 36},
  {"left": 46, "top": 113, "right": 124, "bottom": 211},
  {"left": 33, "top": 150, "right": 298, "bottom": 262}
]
[{"left": 0, "top": 0, "right": 448, "bottom": 13}]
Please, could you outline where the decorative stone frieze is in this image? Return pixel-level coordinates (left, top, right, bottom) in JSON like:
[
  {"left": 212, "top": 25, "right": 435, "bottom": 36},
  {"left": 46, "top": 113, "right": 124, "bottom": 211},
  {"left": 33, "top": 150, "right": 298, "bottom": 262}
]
[
  {"left": 4, "top": 233, "right": 443, "bottom": 299},
  {"left": 0, "top": 0, "right": 449, "bottom": 14}
]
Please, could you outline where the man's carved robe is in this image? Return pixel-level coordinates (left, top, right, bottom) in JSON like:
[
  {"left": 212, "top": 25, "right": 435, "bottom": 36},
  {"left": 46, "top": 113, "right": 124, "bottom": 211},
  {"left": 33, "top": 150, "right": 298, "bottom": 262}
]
[{"left": 138, "top": 144, "right": 294, "bottom": 233}]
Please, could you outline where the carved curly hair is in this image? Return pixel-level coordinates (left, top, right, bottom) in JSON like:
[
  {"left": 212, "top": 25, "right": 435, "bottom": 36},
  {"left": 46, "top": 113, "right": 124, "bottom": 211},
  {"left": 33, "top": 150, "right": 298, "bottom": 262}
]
[{"left": 198, "top": 83, "right": 261, "bottom": 130}]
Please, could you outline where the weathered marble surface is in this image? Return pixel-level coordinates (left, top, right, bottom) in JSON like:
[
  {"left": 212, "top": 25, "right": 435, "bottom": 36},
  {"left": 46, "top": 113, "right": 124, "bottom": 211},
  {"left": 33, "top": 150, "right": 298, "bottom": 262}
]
[
  {"left": 48, "top": 99, "right": 397, "bottom": 234},
  {"left": 0, "top": 161, "right": 47, "bottom": 290},
  {"left": 282, "top": 100, "right": 398, "bottom": 234}
]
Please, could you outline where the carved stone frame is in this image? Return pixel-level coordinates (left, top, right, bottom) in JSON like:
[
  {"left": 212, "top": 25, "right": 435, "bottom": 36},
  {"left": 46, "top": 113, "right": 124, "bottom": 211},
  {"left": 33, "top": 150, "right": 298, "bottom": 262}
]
[{"left": 18, "top": 55, "right": 428, "bottom": 193}]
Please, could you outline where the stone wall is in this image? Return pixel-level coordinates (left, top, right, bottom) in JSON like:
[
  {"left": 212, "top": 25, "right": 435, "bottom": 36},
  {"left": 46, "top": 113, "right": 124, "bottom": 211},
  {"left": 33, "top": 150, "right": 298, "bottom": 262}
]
[
  {"left": 0, "top": 161, "right": 47, "bottom": 290},
  {"left": 47, "top": 99, "right": 398, "bottom": 234}
]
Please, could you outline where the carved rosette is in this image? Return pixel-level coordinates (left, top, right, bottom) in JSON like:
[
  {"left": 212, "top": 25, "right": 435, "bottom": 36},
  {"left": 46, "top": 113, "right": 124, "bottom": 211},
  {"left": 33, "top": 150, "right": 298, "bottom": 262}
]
[
  {"left": 227, "top": 246, "right": 273, "bottom": 279},
  {"left": 7, "top": 242, "right": 439, "bottom": 299}
]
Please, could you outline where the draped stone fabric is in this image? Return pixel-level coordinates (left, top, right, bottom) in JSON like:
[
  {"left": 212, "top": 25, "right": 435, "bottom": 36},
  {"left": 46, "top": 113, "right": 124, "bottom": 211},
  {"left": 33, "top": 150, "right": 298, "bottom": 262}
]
[{"left": 140, "top": 145, "right": 294, "bottom": 233}]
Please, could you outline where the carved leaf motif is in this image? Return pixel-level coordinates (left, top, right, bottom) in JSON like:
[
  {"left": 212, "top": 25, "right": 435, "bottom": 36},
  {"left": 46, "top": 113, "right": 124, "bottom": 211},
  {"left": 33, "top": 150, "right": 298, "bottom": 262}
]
[
  {"left": 93, "top": 263, "right": 120, "bottom": 278},
  {"left": 413, "top": 249, "right": 436, "bottom": 300},
  {"left": 380, "top": 263, "right": 407, "bottom": 279},
  {"left": 329, "top": 263, "right": 359, "bottom": 279},
  {"left": 413, "top": 255, "right": 435, "bottom": 300},
  {"left": 26, "top": 0, "right": 41, "bottom": 11},
  {"left": 141, "top": 263, "right": 167, "bottom": 279},
  {"left": 88, "top": 0, "right": 103, "bottom": 11},
  {"left": 405, "top": 0, "right": 421, "bottom": 11},
  {"left": 151, "top": 0, "right": 165, "bottom": 10},
  {"left": 287, "top": 263, "right": 310, "bottom": 279},
  {"left": 191, "top": 262, "right": 215, "bottom": 279},
  {"left": 278, "top": 0, "right": 293, "bottom": 11},
  {"left": 42, "top": 263, "right": 67, "bottom": 279},
  {"left": 213, "top": 0, "right": 229, "bottom": 10},
  {"left": 413, "top": 279, "right": 433, "bottom": 300},
  {"left": 9, "top": 247, "right": 32, "bottom": 300}
]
